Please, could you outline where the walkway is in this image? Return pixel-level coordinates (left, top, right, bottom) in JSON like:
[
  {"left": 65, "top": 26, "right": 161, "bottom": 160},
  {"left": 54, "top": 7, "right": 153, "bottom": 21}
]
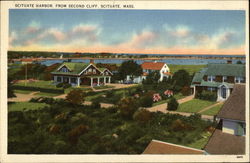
[
  {"left": 197, "top": 102, "right": 224, "bottom": 114},
  {"left": 92, "top": 83, "right": 138, "bottom": 92},
  {"left": 8, "top": 91, "right": 40, "bottom": 102}
]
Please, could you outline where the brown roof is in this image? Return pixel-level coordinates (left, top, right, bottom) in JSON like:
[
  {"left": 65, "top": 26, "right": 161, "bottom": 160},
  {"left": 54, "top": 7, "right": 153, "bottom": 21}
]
[
  {"left": 143, "top": 140, "right": 204, "bottom": 154},
  {"left": 217, "top": 84, "right": 245, "bottom": 121},
  {"left": 141, "top": 62, "right": 165, "bottom": 70},
  {"left": 204, "top": 129, "right": 245, "bottom": 154}
]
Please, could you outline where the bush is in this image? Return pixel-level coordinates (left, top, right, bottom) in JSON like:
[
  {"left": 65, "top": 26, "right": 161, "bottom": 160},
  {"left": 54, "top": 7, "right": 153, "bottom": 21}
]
[
  {"left": 139, "top": 94, "right": 153, "bottom": 107},
  {"left": 167, "top": 97, "right": 179, "bottom": 111},
  {"left": 56, "top": 83, "right": 64, "bottom": 88},
  {"left": 66, "top": 89, "right": 85, "bottom": 105},
  {"left": 133, "top": 109, "right": 152, "bottom": 124},
  {"left": 63, "top": 83, "right": 71, "bottom": 89},
  {"left": 196, "top": 90, "right": 217, "bottom": 101},
  {"left": 91, "top": 100, "right": 101, "bottom": 109},
  {"left": 12, "top": 85, "right": 64, "bottom": 94},
  {"left": 118, "top": 97, "right": 139, "bottom": 119}
]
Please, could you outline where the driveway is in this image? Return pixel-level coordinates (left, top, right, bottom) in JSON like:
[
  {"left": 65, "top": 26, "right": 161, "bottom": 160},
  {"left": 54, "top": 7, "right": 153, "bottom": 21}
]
[{"left": 8, "top": 92, "right": 39, "bottom": 102}]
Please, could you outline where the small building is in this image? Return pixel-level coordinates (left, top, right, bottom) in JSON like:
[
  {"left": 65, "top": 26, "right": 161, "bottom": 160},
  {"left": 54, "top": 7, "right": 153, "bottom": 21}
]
[
  {"left": 51, "top": 62, "right": 112, "bottom": 87},
  {"left": 143, "top": 140, "right": 204, "bottom": 154},
  {"left": 204, "top": 84, "right": 245, "bottom": 154},
  {"left": 191, "top": 63, "right": 245, "bottom": 101},
  {"left": 126, "top": 61, "right": 171, "bottom": 83}
]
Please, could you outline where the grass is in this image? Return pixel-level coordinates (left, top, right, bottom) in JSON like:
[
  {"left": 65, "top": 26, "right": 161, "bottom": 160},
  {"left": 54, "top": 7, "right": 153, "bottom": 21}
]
[
  {"left": 168, "top": 64, "right": 206, "bottom": 75},
  {"left": 187, "top": 132, "right": 212, "bottom": 149},
  {"left": 14, "top": 80, "right": 57, "bottom": 89},
  {"left": 35, "top": 92, "right": 62, "bottom": 97},
  {"left": 201, "top": 103, "right": 223, "bottom": 116},
  {"left": 176, "top": 99, "right": 216, "bottom": 113},
  {"left": 8, "top": 102, "right": 49, "bottom": 112},
  {"left": 64, "top": 87, "right": 92, "bottom": 94},
  {"left": 14, "top": 89, "right": 33, "bottom": 94}
]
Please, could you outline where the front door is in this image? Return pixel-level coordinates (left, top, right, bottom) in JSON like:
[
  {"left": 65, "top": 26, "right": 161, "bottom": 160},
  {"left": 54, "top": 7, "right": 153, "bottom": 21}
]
[
  {"left": 63, "top": 77, "right": 69, "bottom": 83},
  {"left": 221, "top": 86, "right": 227, "bottom": 99}
]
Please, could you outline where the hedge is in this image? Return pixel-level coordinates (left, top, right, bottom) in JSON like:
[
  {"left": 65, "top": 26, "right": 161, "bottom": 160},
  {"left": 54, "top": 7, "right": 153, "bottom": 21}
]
[{"left": 13, "top": 85, "right": 64, "bottom": 94}]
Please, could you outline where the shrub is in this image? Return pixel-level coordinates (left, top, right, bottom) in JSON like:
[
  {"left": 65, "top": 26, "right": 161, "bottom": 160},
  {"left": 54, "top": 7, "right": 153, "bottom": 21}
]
[
  {"left": 139, "top": 94, "right": 153, "bottom": 107},
  {"left": 66, "top": 89, "right": 85, "bottom": 105},
  {"left": 68, "top": 124, "right": 89, "bottom": 145},
  {"left": 133, "top": 109, "right": 152, "bottom": 124},
  {"left": 12, "top": 85, "right": 64, "bottom": 94},
  {"left": 196, "top": 90, "right": 217, "bottom": 101},
  {"left": 91, "top": 100, "right": 101, "bottom": 109},
  {"left": 118, "top": 97, "right": 139, "bottom": 119},
  {"left": 56, "top": 83, "right": 64, "bottom": 88},
  {"left": 63, "top": 83, "right": 71, "bottom": 89},
  {"left": 167, "top": 97, "right": 179, "bottom": 111},
  {"left": 170, "top": 119, "right": 193, "bottom": 131}
]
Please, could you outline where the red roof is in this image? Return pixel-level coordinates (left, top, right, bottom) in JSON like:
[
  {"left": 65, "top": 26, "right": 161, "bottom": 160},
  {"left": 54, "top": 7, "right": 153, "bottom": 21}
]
[
  {"left": 143, "top": 140, "right": 204, "bottom": 154},
  {"left": 141, "top": 62, "right": 165, "bottom": 70},
  {"left": 21, "top": 58, "right": 34, "bottom": 62}
]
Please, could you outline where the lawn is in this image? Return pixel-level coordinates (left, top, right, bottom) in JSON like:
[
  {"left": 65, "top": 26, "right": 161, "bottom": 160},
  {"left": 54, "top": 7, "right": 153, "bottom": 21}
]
[
  {"left": 176, "top": 99, "right": 216, "bottom": 113},
  {"left": 187, "top": 131, "right": 212, "bottom": 149},
  {"left": 14, "top": 89, "right": 33, "bottom": 94},
  {"left": 201, "top": 103, "right": 224, "bottom": 116},
  {"left": 168, "top": 64, "right": 206, "bottom": 75},
  {"left": 64, "top": 87, "right": 92, "bottom": 94},
  {"left": 14, "top": 80, "right": 57, "bottom": 88},
  {"left": 94, "top": 85, "right": 115, "bottom": 90},
  {"left": 35, "top": 92, "right": 62, "bottom": 97},
  {"left": 8, "top": 102, "right": 49, "bottom": 112}
]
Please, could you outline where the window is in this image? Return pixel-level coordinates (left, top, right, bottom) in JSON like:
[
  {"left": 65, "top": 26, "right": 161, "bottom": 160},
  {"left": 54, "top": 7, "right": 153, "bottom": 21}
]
[
  {"left": 57, "top": 77, "right": 62, "bottom": 82},
  {"left": 88, "top": 68, "right": 92, "bottom": 72},
  {"left": 207, "top": 87, "right": 216, "bottom": 91},
  {"left": 93, "top": 69, "right": 96, "bottom": 74},
  {"left": 106, "top": 71, "right": 109, "bottom": 75},
  {"left": 235, "top": 77, "right": 244, "bottom": 83},
  {"left": 60, "top": 67, "right": 68, "bottom": 72},
  {"left": 207, "top": 75, "right": 215, "bottom": 82},
  {"left": 222, "top": 76, "right": 227, "bottom": 82},
  {"left": 71, "top": 78, "right": 76, "bottom": 84}
]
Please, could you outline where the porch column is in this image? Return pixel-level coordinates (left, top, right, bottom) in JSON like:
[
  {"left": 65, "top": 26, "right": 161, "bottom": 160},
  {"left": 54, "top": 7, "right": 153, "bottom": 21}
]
[
  {"left": 54, "top": 76, "right": 57, "bottom": 83},
  {"left": 77, "top": 77, "right": 80, "bottom": 87},
  {"left": 90, "top": 77, "right": 93, "bottom": 87},
  {"left": 108, "top": 77, "right": 111, "bottom": 83},
  {"left": 97, "top": 77, "right": 100, "bottom": 86},
  {"left": 104, "top": 77, "right": 106, "bottom": 85},
  {"left": 193, "top": 86, "right": 196, "bottom": 95}
]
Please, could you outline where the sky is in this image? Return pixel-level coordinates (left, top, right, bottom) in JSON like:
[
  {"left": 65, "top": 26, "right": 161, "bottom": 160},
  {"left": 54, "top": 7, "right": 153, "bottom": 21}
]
[{"left": 9, "top": 9, "right": 245, "bottom": 55}]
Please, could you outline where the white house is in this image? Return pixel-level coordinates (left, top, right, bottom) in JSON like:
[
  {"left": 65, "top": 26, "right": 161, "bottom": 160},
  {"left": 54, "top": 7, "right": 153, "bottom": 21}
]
[{"left": 126, "top": 61, "right": 171, "bottom": 83}]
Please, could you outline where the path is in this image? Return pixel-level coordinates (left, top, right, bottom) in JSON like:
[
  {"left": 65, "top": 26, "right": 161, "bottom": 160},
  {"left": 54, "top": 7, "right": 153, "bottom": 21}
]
[
  {"left": 197, "top": 102, "right": 224, "bottom": 114},
  {"left": 8, "top": 91, "right": 40, "bottom": 102},
  {"left": 92, "top": 83, "right": 138, "bottom": 92}
]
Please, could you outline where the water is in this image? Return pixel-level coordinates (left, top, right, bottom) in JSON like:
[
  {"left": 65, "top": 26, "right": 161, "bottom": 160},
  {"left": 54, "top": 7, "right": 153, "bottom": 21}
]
[{"left": 39, "top": 58, "right": 245, "bottom": 66}]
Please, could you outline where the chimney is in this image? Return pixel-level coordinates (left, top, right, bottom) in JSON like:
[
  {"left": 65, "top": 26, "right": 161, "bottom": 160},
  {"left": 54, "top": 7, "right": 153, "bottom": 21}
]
[
  {"left": 227, "top": 60, "right": 232, "bottom": 64},
  {"left": 90, "top": 59, "right": 94, "bottom": 64}
]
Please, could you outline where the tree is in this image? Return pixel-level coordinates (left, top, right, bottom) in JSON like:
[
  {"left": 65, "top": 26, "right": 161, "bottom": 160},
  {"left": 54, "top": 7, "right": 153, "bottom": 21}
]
[
  {"left": 142, "top": 71, "right": 160, "bottom": 85},
  {"left": 167, "top": 97, "right": 179, "bottom": 111},
  {"left": 236, "top": 60, "right": 243, "bottom": 64},
  {"left": 171, "top": 69, "right": 190, "bottom": 92},
  {"left": 117, "top": 97, "right": 139, "bottom": 119},
  {"left": 117, "top": 60, "right": 142, "bottom": 81},
  {"left": 66, "top": 89, "right": 85, "bottom": 105},
  {"left": 8, "top": 75, "right": 16, "bottom": 98},
  {"left": 133, "top": 109, "right": 152, "bottom": 124}
]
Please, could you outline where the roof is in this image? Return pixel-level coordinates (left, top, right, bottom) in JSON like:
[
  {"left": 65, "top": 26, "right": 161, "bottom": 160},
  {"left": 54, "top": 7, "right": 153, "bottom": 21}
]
[
  {"left": 51, "top": 62, "right": 95, "bottom": 75},
  {"left": 143, "top": 140, "right": 204, "bottom": 154},
  {"left": 204, "top": 129, "right": 245, "bottom": 154},
  {"left": 199, "top": 81, "right": 234, "bottom": 88},
  {"left": 204, "top": 63, "right": 245, "bottom": 77},
  {"left": 217, "top": 84, "right": 245, "bottom": 121},
  {"left": 192, "top": 71, "right": 205, "bottom": 83},
  {"left": 141, "top": 62, "right": 165, "bottom": 70}
]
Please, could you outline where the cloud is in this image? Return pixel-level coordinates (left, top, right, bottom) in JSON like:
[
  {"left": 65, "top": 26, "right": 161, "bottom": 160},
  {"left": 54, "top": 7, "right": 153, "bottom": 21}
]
[
  {"left": 70, "top": 24, "right": 101, "bottom": 42},
  {"left": 25, "top": 21, "right": 41, "bottom": 33},
  {"left": 128, "top": 30, "right": 158, "bottom": 49}
]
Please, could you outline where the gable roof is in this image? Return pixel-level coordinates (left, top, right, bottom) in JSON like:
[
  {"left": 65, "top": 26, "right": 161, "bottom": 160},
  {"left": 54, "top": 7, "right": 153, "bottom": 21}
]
[
  {"left": 204, "top": 63, "right": 245, "bottom": 77},
  {"left": 143, "top": 140, "right": 204, "bottom": 154},
  {"left": 52, "top": 62, "right": 92, "bottom": 75},
  {"left": 217, "top": 84, "right": 245, "bottom": 121},
  {"left": 204, "top": 129, "right": 245, "bottom": 154},
  {"left": 192, "top": 71, "right": 205, "bottom": 84},
  {"left": 141, "top": 62, "right": 165, "bottom": 70}
]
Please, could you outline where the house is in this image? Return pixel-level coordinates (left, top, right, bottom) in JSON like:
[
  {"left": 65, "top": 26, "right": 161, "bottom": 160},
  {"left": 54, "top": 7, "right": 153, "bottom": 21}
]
[
  {"left": 204, "top": 84, "right": 245, "bottom": 154},
  {"left": 191, "top": 62, "right": 245, "bottom": 101},
  {"left": 126, "top": 61, "right": 171, "bottom": 83},
  {"left": 51, "top": 62, "right": 113, "bottom": 87},
  {"left": 143, "top": 140, "right": 204, "bottom": 154}
]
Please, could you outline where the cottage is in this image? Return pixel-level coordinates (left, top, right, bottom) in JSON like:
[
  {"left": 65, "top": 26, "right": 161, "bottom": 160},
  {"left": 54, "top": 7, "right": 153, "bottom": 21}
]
[
  {"left": 191, "top": 62, "right": 245, "bottom": 101},
  {"left": 126, "top": 61, "right": 171, "bottom": 83},
  {"left": 51, "top": 62, "right": 112, "bottom": 87},
  {"left": 204, "top": 84, "right": 245, "bottom": 154}
]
